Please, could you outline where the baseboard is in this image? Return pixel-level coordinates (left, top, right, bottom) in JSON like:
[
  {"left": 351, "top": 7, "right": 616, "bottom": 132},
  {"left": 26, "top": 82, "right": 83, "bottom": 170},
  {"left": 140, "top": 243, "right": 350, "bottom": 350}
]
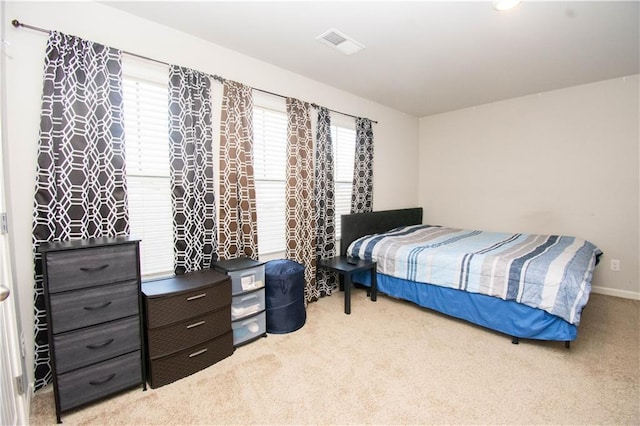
[
  {"left": 592, "top": 286, "right": 640, "bottom": 300},
  {"left": 26, "top": 382, "right": 33, "bottom": 420},
  {"left": 14, "top": 381, "right": 33, "bottom": 426}
]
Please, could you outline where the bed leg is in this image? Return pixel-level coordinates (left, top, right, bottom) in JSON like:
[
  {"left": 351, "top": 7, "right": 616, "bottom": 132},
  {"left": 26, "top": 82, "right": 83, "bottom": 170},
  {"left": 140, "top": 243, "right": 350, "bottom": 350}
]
[
  {"left": 564, "top": 341, "right": 570, "bottom": 349},
  {"left": 511, "top": 336, "right": 519, "bottom": 345}
]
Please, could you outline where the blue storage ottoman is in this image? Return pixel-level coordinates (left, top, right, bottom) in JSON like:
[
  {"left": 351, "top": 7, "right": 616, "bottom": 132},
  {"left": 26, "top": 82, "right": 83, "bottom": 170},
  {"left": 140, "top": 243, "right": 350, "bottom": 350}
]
[{"left": 264, "top": 260, "right": 306, "bottom": 334}]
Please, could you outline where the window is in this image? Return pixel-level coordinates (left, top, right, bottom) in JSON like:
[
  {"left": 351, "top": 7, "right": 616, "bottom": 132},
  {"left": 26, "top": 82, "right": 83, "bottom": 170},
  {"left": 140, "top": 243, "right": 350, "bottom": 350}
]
[
  {"left": 253, "top": 94, "right": 355, "bottom": 256},
  {"left": 122, "top": 58, "right": 174, "bottom": 278},
  {"left": 331, "top": 123, "right": 356, "bottom": 239},
  {"left": 253, "top": 95, "right": 287, "bottom": 256}
]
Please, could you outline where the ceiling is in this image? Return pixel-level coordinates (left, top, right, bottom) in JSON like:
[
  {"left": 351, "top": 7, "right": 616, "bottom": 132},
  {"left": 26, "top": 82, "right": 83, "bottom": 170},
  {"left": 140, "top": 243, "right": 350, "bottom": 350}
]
[{"left": 104, "top": 1, "right": 639, "bottom": 117}]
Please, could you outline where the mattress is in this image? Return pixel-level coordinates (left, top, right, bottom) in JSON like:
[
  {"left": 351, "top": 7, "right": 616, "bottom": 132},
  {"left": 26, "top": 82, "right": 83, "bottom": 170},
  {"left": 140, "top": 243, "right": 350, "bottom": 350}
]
[{"left": 347, "top": 224, "right": 602, "bottom": 325}]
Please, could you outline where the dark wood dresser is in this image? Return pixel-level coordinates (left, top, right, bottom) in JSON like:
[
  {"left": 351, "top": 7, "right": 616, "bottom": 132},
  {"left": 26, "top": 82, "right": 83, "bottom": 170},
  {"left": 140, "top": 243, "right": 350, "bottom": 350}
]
[
  {"left": 142, "top": 269, "right": 234, "bottom": 388},
  {"left": 39, "top": 237, "right": 146, "bottom": 423}
]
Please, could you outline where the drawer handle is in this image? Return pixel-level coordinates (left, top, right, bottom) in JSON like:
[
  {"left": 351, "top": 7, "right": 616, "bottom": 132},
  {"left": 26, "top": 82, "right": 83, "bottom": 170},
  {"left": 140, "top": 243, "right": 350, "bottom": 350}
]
[
  {"left": 240, "top": 295, "right": 258, "bottom": 302},
  {"left": 83, "top": 301, "right": 112, "bottom": 311},
  {"left": 187, "top": 293, "right": 206, "bottom": 301},
  {"left": 86, "top": 338, "right": 114, "bottom": 350},
  {"left": 79, "top": 264, "right": 109, "bottom": 273},
  {"left": 189, "top": 348, "right": 207, "bottom": 358},
  {"left": 186, "top": 321, "right": 205, "bottom": 329},
  {"left": 89, "top": 373, "right": 116, "bottom": 386}
]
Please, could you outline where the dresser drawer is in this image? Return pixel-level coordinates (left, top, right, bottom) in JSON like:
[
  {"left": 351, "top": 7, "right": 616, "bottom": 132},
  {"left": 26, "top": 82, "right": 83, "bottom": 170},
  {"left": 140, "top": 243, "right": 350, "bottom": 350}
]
[
  {"left": 45, "top": 244, "right": 138, "bottom": 293},
  {"left": 147, "top": 331, "right": 234, "bottom": 388},
  {"left": 145, "top": 281, "right": 231, "bottom": 329},
  {"left": 232, "top": 311, "right": 266, "bottom": 346},
  {"left": 49, "top": 280, "right": 139, "bottom": 334},
  {"left": 228, "top": 265, "right": 265, "bottom": 295},
  {"left": 231, "top": 289, "right": 265, "bottom": 321},
  {"left": 53, "top": 316, "right": 140, "bottom": 374},
  {"left": 147, "top": 306, "right": 231, "bottom": 359},
  {"left": 57, "top": 351, "right": 142, "bottom": 412}
]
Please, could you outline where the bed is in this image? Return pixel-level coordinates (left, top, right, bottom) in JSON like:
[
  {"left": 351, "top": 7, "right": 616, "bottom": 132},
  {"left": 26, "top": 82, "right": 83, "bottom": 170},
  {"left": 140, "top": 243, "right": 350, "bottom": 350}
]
[{"left": 342, "top": 208, "right": 602, "bottom": 347}]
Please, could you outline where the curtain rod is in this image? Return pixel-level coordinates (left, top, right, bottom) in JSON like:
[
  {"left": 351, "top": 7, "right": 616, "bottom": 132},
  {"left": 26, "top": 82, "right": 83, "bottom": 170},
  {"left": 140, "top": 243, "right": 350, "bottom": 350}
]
[
  {"left": 11, "top": 20, "right": 225, "bottom": 83},
  {"left": 11, "top": 19, "right": 377, "bottom": 124}
]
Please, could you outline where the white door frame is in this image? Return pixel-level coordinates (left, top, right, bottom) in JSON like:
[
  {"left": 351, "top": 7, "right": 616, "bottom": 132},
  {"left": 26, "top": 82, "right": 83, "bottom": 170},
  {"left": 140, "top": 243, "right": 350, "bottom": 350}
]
[
  {"left": 0, "top": 116, "right": 28, "bottom": 425},
  {"left": 0, "top": 0, "right": 30, "bottom": 423},
  {"left": 0, "top": 240, "right": 28, "bottom": 426}
]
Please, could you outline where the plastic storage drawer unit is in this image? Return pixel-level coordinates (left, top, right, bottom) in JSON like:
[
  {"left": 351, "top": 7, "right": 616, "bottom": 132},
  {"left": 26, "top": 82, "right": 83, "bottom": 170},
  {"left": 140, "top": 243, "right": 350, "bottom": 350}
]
[{"left": 212, "top": 257, "right": 267, "bottom": 347}]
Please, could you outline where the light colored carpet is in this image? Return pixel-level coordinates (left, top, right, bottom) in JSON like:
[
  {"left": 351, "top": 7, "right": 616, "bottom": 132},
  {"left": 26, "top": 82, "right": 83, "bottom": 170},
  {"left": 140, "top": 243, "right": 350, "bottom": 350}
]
[{"left": 30, "top": 290, "right": 639, "bottom": 425}]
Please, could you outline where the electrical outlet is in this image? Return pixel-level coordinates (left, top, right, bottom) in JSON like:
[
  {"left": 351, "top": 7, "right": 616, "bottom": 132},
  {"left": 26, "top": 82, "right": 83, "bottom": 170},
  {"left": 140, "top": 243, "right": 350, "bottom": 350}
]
[{"left": 610, "top": 259, "right": 621, "bottom": 271}]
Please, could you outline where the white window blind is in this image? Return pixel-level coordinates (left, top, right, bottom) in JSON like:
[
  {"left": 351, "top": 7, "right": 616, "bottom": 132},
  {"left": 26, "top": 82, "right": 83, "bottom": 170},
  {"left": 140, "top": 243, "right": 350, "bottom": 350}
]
[
  {"left": 253, "top": 94, "right": 356, "bottom": 256},
  {"left": 122, "top": 59, "right": 174, "bottom": 278},
  {"left": 332, "top": 124, "right": 356, "bottom": 239},
  {"left": 253, "top": 102, "right": 287, "bottom": 255}
]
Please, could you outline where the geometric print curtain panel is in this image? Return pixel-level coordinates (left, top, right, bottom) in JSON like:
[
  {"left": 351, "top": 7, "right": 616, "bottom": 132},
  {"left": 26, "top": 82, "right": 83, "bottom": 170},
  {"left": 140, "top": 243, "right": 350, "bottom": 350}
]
[
  {"left": 285, "top": 98, "right": 317, "bottom": 303},
  {"left": 218, "top": 80, "right": 259, "bottom": 260},
  {"left": 168, "top": 65, "right": 217, "bottom": 274},
  {"left": 314, "top": 107, "right": 338, "bottom": 296},
  {"left": 350, "top": 117, "right": 374, "bottom": 214},
  {"left": 31, "top": 31, "right": 128, "bottom": 391}
]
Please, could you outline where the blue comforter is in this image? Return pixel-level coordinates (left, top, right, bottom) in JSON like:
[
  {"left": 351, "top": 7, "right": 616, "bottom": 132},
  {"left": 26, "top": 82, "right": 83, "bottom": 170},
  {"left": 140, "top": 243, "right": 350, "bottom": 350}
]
[{"left": 347, "top": 225, "right": 602, "bottom": 325}]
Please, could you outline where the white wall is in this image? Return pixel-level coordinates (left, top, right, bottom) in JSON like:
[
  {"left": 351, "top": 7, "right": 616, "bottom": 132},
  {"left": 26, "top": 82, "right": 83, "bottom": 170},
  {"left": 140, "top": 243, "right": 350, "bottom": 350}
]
[
  {"left": 419, "top": 76, "right": 640, "bottom": 299},
  {"left": 2, "top": 1, "right": 420, "bottom": 388}
]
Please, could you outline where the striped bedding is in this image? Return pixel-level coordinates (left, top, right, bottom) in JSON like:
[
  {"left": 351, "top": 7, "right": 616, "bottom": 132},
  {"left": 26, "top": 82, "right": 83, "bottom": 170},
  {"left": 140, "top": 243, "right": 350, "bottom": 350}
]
[{"left": 347, "top": 225, "right": 602, "bottom": 325}]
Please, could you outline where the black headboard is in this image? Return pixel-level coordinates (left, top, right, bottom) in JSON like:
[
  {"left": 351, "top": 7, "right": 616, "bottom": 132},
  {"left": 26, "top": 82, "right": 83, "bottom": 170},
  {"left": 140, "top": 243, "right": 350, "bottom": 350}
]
[{"left": 339, "top": 208, "right": 423, "bottom": 256}]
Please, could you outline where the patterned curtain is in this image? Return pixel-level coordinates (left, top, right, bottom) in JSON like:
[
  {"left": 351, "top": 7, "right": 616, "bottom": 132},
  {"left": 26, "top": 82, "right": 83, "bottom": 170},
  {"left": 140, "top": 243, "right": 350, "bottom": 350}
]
[
  {"left": 286, "top": 98, "right": 317, "bottom": 302},
  {"left": 31, "top": 32, "right": 128, "bottom": 391},
  {"left": 218, "top": 81, "right": 258, "bottom": 260},
  {"left": 168, "top": 66, "right": 217, "bottom": 274},
  {"left": 350, "top": 118, "right": 374, "bottom": 213},
  {"left": 315, "top": 107, "right": 338, "bottom": 295}
]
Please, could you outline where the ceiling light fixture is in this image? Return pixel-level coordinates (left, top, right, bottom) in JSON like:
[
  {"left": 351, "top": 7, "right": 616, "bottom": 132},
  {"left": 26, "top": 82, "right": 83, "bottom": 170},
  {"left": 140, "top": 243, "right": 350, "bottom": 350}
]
[
  {"left": 316, "top": 28, "right": 365, "bottom": 56},
  {"left": 493, "top": 0, "right": 522, "bottom": 11}
]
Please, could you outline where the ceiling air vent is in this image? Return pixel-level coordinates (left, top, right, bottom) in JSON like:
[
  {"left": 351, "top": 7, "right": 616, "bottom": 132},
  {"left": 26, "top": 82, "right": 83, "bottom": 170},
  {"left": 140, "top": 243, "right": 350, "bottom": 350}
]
[{"left": 316, "top": 28, "right": 365, "bottom": 56}]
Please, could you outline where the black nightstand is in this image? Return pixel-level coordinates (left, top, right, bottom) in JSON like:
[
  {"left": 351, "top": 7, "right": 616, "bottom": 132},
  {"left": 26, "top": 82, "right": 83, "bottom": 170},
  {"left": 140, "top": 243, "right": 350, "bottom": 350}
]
[{"left": 317, "top": 256, "right": 377, "bottom": 314}]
